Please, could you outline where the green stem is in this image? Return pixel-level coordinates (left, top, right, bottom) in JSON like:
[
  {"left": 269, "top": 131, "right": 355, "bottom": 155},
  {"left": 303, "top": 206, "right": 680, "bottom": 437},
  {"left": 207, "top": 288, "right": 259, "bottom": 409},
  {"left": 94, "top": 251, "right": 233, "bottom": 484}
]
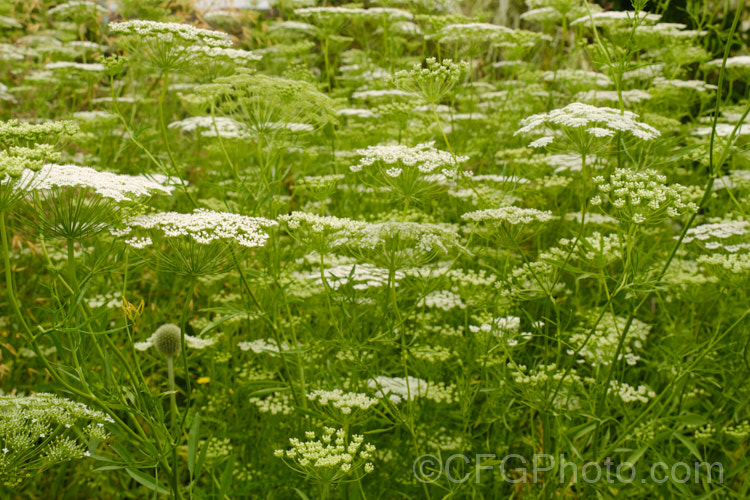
[
  {"left": 168, "top": 356, "right": 178, "bottom": 432},
  {"left": 157, "top": 71, "right": 198, "bottom": 208},
  {"left": 177, "top": 279, "right": 195, "bottom": 431},
  {"left": 66, "top": 238, "right": 78, "bottom": 294},
  {"left": 323, "top": 37, "right": 332, "bottom": 91},
  {"left": 167, "top": 354, "right": 183, "bottom": 498}
]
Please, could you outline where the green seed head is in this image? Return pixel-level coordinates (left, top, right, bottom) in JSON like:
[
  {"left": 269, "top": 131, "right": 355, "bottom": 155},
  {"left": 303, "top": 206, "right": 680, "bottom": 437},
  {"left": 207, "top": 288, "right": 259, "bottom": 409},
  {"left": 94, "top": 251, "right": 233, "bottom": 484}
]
[{"left": 153, "top": 324, "right": 181, "bottom": 356}]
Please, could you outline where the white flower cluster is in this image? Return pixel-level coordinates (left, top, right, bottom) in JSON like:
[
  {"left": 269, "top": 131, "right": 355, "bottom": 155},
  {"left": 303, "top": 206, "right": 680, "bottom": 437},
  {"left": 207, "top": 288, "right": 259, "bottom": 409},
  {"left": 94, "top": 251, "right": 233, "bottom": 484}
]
[
  {"left": 121, "top": 209, "right": 277, "bottom": 248},
  {"left": 590, "top": 168, "right": 698, "bottom": 224},
  {"left": 543, "top": 69, "right": 612, "bottom": 88},
  {"left": 515, "top": 103, "right": 661, "bottom": 146},
  {"left": 412, "top": 345, "right": 453, "bottom": 363},
  {"left": 392, "top": 57, "right": 469, "bottom": 104},
  {"left": 351, "top": 221, "right": 464, "bottom": 258},
  {"left": 0, "top": 393, "right": 114, "bottom": 426},
  {"left": 662, "top": 259, "right": 718, "bottom": 297},
  {"left": 188, "top": 45, "right": 262, "bottom": 63},
  {"left": 171, "top": 117, "right": 312, "bottom": 138},
  {"left": 499, "top": 260, "right": 566, "bottom": 300},
  {"left": 707, "top": 55, "right": 750, "bottom": 70},
  {"left": 692, "top": 123, "right": 750, "bottom": 137},
  {"left": 280, "top": 212, "right": 366, "bottom": 234},
  {"left": 109, "top": 20, "right": 232, "bottom": 48},
  {"left": 280, "top": 212, "right": 366, "bottom": 254},
  {"left": 249, "top": 392, "right": 295, "bottom": 415},
  {"left": 351, "top": 89, "right": 412, "bottom": 100},
  {"left": 633, "top": 22, "right": 707, "bottom": 39},
  {"left": 318, "top": 263, "right": 398, "bottom": 290},
  {"left": 295, "top": 174, "right": 345, "bottom": 202},
  {"left": 0, "top": 393, "right": 112, "bottom": 485},
  {"left": 295, "top": 6, "right": 366, "bottom": 18},
  {"left": 724, "top": 421, "right": 750, "bottom": 440},
  {"left": 0, "top": 15, "right": 21, "bottom": 29},
  {"left": 523, "top": 0, "right": 601, "bottom": 23},
  {"left": 506, "top": 363, "right": 583, "bottom": 409},
  {"left": 470, "top": 315, "right": 531, "bottom": 345},
  {"left": 508, "top": 362, "right": 573, "bottom": 386},
  {"left": 0, "top": 144, "right": 60, "bottom": 178},
  {"left": 238, "top": 338, "right": 293, "bottom": 354},
  {"left": 87, "top": 291, "right": 122, "bottom": 309},
  {"left": 73, "top": 110, "right": 118, "bottom": 123},
  {"left": 274, "top": 427, "right": 375, "bottom": 481},
  {"left": 470, "top": 315, "right": 519, "bottom": 335},
  {"left": 543, "top": 153, "right": 600, "bottom": 173},
  {"left": 307, "top": 389, "right": 378, "bottom": 415},
  {"left": 368, "top": 376, "right": 455, "bottom": 404},
  {"left": 571, "top": 10, "right": 661, "bottom": 27},
  {"left": 462, "top": 206, "right": 555, "bottom": 224},
  {"left": 546, "top": 231, "right": 623, "bottom": 268},
  {"left": 336, "top": 108, "right": 378, "bottom": 119},
  {"left": 438, "top": 22, "right": 514, "bottom": 43},
  {"left": 715, "top": 170, "right": 750, "bottom": 191},
  {"left": 623, "top": 63, "right": 665, "bottom": 81},
  {"left": 358, "top": 7, "right": 414, "bottom": 21},
  {"left": 350, "top": 142, "right": 467, "bottom": 178},
  {"left": 567, "top": 315, "right": 650, "bottom": 367},
  {"left": 565, "top": 211, "right": 616, "bottom": 225},
  {"left": 296, "top": 6, "right": 414, "bottom": 22},
  {"left": 575, "top": 89, "right": 653, "bottom": 105},
  {"left": 682, "top": 220, "right": 750, "bottom": 249},
  {"left": 609, "top": 380, "right": 655, "bottom": 404},
  {"left": 418, "top": 290, "right": 466, "bottom": 311},
  {"left": 15, "top": 163, "right": 174, "bottom": 202},
  {"left": 652, "top": 77, "right": 716, "bottom": 93},
  {"left": 698, "top": 252, "right": 750, "bottom": 275},
  {"left": 45, "top": 61, "right": 105, "bottom": 72},
  {"left": 168, "top": 116, "right": 247, "bottom": 138},
  {"left": 268, "top": 20, "right": 316, "bottom": 34}
]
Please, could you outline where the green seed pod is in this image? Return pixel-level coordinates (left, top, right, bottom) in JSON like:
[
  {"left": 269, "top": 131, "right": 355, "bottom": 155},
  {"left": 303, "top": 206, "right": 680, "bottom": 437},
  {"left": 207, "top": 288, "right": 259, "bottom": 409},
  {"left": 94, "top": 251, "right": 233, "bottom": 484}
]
[{"left": 153, "top": 324, "right": 181, "bottom": 356}]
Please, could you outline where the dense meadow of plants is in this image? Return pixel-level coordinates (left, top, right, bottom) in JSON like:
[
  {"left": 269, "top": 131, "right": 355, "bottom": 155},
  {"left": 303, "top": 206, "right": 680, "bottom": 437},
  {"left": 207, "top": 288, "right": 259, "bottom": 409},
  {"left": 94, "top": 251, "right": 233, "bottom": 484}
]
[{"left": 0, "top": 0, "right": 749, "bottom": 497}]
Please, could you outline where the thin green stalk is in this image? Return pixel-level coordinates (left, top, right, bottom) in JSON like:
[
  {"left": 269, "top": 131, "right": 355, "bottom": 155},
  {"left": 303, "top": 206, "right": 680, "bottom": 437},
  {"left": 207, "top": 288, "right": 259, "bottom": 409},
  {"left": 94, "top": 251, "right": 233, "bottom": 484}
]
[
  {"left": 177, "top": 279, "right": 195, "bottom": 431},
  {"left": 167, "top": 354, "right": 182, "bottom": 500},
  {"left": 157, "top": 71, "right": 197, "bottom": 208}
]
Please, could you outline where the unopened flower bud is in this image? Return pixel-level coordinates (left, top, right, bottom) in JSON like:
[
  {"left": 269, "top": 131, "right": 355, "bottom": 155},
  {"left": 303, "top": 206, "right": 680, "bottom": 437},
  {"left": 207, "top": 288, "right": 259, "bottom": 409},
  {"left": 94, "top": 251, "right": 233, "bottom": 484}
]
[{"left": 153, "top": 323, "right": 181, "bottom": 356}]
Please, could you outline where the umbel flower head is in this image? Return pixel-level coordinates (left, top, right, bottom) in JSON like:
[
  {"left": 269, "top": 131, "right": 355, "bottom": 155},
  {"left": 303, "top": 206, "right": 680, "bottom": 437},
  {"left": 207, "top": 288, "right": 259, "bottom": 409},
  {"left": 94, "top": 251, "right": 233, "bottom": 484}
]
[
  {"left": 348, "top": 220, "right": 468, "bottom": 270},
  {"left": 515, "top": 103, "right": 660, "bottom": 155},
  {"left": 590, "top": 168, "right": 698, "bottom": 225},
  {"left": 186, "top": 46, "right": 262, "bottom": 80},
  {"left": 279, "top": 212, "right": 366, "bottom": 256},
  {"left": 0, "top": 144, "right": 59, "bottom": 179},
  {"left": 16, "top": 164, "right": 174, "bottom": 203},
  {"left": 349, "top": 141, "right": 468, "bottom": 206},
  {"left": 193, "top": 72, "right": 337, "bottom": 133},
  {"left": 109, "top": 20, "right": 232, "bottom": 48},
  {"left": 0, "top": 393, "right": 112, "bottom": 487},
  {"left": 462, "top": 206, "right": 556, "bottom": 245},
  {"left": 119, "top": 209, "right": 277, "bottom": 248},
  {"left": 392, "top": 57, "right": 469, "bottom": 104},
  {"left": 0, "top": 119, "right": 79, "bottom": 146},
  {"left": 11, "top": 164, "right": 175, "bottom": 241},
  {"left": 109, "top": 20, "right": 233, "bottom": 72},
  {"left": 274, "top": 427, "right": 375, "bottom": 484},
  {"left": 116, "top": 209, "right": 277, "bottom": 276}
]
